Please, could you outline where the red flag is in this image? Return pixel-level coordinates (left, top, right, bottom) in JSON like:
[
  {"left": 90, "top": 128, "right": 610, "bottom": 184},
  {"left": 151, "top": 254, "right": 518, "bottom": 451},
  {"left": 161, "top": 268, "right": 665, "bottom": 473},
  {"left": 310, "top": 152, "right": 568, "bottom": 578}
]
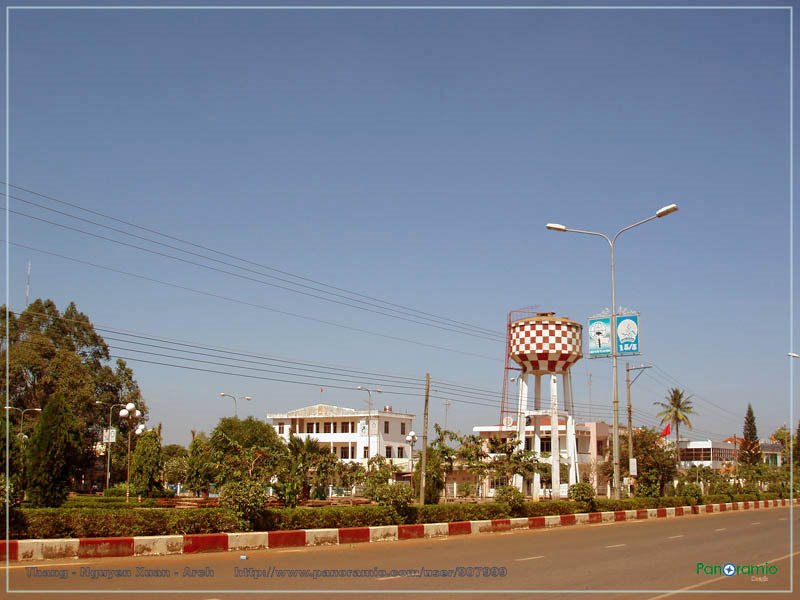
[
  {"left": 320, "top": 387, "right": 324, "bottom": 393},
  {"left": 659, "top": 423, "right": 671, "bottom": 438}
]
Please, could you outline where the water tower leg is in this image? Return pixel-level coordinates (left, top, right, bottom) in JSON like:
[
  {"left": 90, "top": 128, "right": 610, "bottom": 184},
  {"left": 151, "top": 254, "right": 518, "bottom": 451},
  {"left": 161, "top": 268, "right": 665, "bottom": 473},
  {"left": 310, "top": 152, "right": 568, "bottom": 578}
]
[
  {"left": 567, "top": 414, "right": 578, "bottom": 486},
  {"left": 550, "top": 375, "right": 561, "bottom": 500},
  {"left": 533, "top": 373, "right": 542, "bottom": 501},
  {"left": 564, "top": 370, "right": 574, "bottom": 415},
  {"left": 513, "top": 372, "right": 529, "bottom": 493}
]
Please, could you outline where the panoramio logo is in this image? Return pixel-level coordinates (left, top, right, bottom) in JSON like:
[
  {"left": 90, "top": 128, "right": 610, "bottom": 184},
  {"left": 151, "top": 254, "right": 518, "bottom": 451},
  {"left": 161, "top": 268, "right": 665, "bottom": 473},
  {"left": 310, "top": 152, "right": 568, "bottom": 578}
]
[{"left": 696, "top": 562, "right": 778, "bottom": 577}]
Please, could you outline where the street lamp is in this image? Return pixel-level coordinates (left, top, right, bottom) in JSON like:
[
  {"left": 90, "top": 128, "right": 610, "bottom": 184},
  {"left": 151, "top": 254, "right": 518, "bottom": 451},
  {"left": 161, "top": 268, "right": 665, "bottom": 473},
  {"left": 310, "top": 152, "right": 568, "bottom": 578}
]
[
  {"left": 4, "top": 406, "right": 41, "bottom": 420},
  {"left": 789, "top": 352, "right": 800, "bottom": 359},
  {"left": 219, "top": 392, "right": 252, "bottom": 418},
  {"left": 96, "top": 400, "right": 127, "bottom": 491},
  {"left": 547, "top": 203, "right": 679, "bottom": 499},
  {"left": 119, "top": 402, "right": 144, "bottom": 503},
  {"left": 357, "top": 385, "right": 382, "bottom": 459},
  {"left": 405, "top": 431, "right": 418, "bottom": 473}
]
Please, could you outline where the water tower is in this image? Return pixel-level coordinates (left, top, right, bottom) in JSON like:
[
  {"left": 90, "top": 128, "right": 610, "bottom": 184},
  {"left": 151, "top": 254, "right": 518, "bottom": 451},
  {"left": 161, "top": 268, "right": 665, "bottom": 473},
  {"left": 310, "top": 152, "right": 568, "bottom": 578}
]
[{"left": 500, "top": 309, "right": 583, "bottom": 499}]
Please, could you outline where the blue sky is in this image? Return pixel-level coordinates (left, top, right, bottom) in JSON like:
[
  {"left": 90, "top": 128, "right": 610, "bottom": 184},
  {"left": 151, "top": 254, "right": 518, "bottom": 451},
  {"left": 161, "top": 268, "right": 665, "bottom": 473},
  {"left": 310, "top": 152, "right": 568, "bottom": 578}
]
[{"left": 2, "top": 4, "right": 794, "bottom": 446}]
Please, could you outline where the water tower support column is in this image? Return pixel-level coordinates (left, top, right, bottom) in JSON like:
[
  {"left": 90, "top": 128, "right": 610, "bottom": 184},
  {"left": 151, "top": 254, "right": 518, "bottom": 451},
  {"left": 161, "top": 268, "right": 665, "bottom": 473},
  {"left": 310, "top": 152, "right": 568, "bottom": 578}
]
[
  {"left": 533, "top": 373, "right": 542, "bottom": 500},
  {"left": 514, "top": 372, "right": 529, "bottom": 493},
  {"left": 550, "top": 375, "right": 561, "bottom": 499}
]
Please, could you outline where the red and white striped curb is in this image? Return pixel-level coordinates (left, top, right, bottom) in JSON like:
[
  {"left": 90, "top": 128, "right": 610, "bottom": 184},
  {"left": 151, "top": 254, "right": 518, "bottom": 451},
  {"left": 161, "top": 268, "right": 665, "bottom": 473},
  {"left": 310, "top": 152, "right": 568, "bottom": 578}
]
[{"left": 2, "top": 498, "right": 794, "bottom": 562}]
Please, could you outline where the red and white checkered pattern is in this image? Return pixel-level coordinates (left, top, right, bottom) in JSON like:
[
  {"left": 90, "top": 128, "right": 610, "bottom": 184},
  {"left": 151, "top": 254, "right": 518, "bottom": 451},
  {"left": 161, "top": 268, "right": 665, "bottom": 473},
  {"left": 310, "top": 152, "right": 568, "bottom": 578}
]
[{"left": 509, "top": 317, "right": 582, "bottom": 373}]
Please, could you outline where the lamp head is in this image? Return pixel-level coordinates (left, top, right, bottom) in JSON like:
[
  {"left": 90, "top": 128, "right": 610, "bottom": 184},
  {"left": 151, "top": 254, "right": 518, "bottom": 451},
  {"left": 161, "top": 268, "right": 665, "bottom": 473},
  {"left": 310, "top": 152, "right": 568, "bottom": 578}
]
[
  {"left": 32, "top": 408, "right": 41, "bottom": 412},
  {"left": 219, "top": 392, "right": 227, "bottom": 397},
  {"left": 546, "top": 223, "right": 567, "bottom": 232},
  {"left": 656, "top": 203, "right": 679, "bottom": 218},
  {"left": 125, "top": 402, "right": 135, "bottom": 411},
  {"left": 244, "top": 396, "right": 252, "bottom": 401}
]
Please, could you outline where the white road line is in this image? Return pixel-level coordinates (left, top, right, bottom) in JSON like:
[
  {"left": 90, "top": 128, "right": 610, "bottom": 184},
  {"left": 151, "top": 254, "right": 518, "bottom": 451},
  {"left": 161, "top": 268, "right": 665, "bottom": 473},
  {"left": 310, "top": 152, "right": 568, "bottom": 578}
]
[
  {"left": 779, "top": 517, "right": 788, "bottom": 521},
  {"left": 278, "top": 549, "right": 304, "bottom": 553},
  {"left": 514, "top": 555, "right": 545, "bottom": 562},
  {"left": 646, "top": 550, "right": 799, "bottom": 600},
  {"left": 377, "top": 576, "right": 403, "bottom": 580},
  {"left": 714, "top": 528, "right": 726, "bottom": 532},
  {"left": 751, "top": 522, "right": 761, "bottom": 525},
  {"left": 667, "top": 535, "right": 684, "bottom": 539},
  {"left": 605, "top": 544, "right": 626, "bottom": 548}
]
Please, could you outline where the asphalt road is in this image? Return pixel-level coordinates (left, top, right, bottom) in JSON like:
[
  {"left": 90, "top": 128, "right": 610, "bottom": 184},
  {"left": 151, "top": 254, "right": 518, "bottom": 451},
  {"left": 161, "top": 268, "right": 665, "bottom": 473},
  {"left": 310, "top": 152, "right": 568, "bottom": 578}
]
[{"left": 3, "top": 505, "right": 797, "bottom": 599}]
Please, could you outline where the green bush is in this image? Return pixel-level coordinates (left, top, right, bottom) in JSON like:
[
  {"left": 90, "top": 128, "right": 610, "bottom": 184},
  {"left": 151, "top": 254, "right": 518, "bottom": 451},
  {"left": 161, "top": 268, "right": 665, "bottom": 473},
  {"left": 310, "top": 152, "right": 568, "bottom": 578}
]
[
  {"left": 702, "top": 495, "right": 730, "bottom": 505},
  {"left": 568, "top": 483, "right": 596, "bottom": 511},
  {"left": 103, "top": 483, "right": 129, "bottom": 497},
  {"left": 731, "top": 494, "right": 760, "bottom": 502},
  {"left": 682, "top": 484, "right": 703, "bottom": 505},
  {"left": 457, "top": 481, "right": 475, "bottom": 498},
  {"left": 15, "top": 508, "right": 243, "bottom": 539},
  {"left": 494, "top": 486, "right": 525, "bottom": 515},
  {"left": 372, "top": 483, "right": 415, "bottom": 514},
  {"left": 254, "top": 505, "right": 400, "bottom": 531},
  {"left": 593, "top": 496, "right": 695, "bottom": 511},
  {"left": 404, "top": 503, "right": 510, "bottom": 524},
  {"left": 220, "top": 480, "right": 270, "bottom": 526}
]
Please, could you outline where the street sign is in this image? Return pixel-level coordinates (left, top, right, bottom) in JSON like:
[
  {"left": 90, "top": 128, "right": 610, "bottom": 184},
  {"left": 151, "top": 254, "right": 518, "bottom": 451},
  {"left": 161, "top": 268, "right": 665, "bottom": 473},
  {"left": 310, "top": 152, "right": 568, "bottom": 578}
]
[
  {"left": 102, "top": 427, "right": 117, "bottom": 443},
  {"left": 588, "top": 317, "right": 612, "bottom": 357},
  {"left": 617, "top": 314, "right": 640, "bottom": 356},
  {"left": 629, "top": 457, "right": 638, "bottom": 476}
]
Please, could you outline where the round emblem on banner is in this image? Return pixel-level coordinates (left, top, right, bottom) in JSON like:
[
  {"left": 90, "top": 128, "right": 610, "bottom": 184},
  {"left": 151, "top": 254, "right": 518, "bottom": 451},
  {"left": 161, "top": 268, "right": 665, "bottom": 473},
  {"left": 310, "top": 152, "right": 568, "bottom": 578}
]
[{"left": 617, "top": 318, "right": 638, "bottom": 343}]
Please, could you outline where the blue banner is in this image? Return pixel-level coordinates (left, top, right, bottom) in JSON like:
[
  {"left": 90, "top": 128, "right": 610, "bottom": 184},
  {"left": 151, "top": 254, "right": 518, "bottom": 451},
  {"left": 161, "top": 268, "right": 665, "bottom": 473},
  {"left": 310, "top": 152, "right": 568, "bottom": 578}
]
[
  {"left": 588, "top": 317, "right": 612, "bottom": 357},
  {"left": 617, "top": 315, "right": 640, "bottom": 355}
]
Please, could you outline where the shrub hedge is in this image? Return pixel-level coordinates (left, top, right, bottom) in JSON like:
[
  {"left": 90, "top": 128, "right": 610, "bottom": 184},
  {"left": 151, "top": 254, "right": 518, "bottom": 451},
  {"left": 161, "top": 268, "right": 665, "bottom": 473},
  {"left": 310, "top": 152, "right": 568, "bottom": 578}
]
[
  {"left": 255, "top": 505, "right": 400, "bottom": 531},
  {"left": 6, "top": 493, "right": 782, "bottom": 539},
  {"left": 13, "top": 508, "right": 244, "bottom": 539}
]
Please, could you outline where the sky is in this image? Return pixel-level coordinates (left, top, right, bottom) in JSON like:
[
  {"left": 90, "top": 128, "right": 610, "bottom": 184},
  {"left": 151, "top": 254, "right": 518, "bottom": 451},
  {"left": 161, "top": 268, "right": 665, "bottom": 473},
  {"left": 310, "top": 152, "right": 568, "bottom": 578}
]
[{"left": 2, "top": 3, "right": 795, "bottom": 446}]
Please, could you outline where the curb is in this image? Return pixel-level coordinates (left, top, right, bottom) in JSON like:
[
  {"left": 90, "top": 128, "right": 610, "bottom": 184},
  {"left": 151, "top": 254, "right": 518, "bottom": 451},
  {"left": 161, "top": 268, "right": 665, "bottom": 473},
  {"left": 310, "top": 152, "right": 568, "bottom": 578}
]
[{"left": 2, "top": 498, "right": 794, "bottom": 562}]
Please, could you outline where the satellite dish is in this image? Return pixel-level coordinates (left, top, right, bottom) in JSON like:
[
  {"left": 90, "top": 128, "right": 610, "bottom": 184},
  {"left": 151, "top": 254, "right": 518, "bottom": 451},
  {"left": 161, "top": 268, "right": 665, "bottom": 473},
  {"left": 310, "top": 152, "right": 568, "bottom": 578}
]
[{"left": 503, "top": 416, "right": 514, "bottom": 427}]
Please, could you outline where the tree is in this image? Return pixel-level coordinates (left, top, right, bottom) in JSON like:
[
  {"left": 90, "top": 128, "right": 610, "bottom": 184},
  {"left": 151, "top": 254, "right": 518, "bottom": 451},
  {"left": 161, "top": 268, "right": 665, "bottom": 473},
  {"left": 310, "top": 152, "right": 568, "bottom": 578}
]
[
  {"left": 794, "top": 421, "right": 800, "bottom": 466},
  {"left": 456, "top": 434, "right": 489, "bottom": 496},
  {"left": 25, "top": 393, "right": 84, "bottom": 507},
  {"left": 771, "top": 425, "right": 792, "bottom": 464},
  {"left": 739, "top": 404, "right": 762, "bottom": 466},
  {"left": 602, "top": 428, "right": 676, "bottom": 496},
  {"left": 185, "top": 432, "right": 214, "bottom": 496},
  {"left": 209, "top": 417, "right": 286, "bottom": 486},
  {"left": 0, "top": 415, "right": 24, "bottom": 500},
  {"left": 130, "top": 428, "right": 164, "bottom": 496},
  {"left": 654, "top": 388, "right": 695, "bottom": 463}
]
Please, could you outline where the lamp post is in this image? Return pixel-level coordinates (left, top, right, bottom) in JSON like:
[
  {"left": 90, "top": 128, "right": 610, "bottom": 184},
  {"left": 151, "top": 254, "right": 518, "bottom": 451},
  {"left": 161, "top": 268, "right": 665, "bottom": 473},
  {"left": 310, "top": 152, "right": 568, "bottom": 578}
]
[
  {"left": 4, "top": 406, "right": 41, "bottom": 420},
  {"left": 95, "top": 401, "right": 126, "bottom": 491},
  {"left": 357, "top": 385, "right": 382, "bottom": 459},
  {"left": 118, "top": 402, "right": 144, "bottom": 503},
  {"left": 405, "top": 431, "right": 417, "bottom": 473},
  {"left": 219, "top": 392, "right": 252, "bottom": 418},
  {"left": 547, "top": 203, "right": 679, "bottom": 499}
]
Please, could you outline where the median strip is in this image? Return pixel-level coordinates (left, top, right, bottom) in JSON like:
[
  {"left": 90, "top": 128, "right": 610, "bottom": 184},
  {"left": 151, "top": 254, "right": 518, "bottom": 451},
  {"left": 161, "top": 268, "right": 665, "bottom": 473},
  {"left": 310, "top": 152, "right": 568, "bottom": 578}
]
[{"left": 1, "top": 498, "right": 794, "bottom": 562}]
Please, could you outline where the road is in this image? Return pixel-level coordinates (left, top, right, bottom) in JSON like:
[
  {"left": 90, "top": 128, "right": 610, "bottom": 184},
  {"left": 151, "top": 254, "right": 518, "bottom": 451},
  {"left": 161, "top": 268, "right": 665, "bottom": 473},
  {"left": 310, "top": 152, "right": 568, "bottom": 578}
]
[{"left": 3, "top": 505, "right": 797, "bottom": 599}]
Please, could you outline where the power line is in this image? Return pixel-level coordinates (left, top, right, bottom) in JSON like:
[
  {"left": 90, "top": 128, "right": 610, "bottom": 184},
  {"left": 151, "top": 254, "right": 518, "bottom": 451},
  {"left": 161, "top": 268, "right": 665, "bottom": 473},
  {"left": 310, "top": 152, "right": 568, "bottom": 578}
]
[
  {"left": 2, "top": 183, "right": 502, "bottom": 337},
  {"left": 10, "top": 207, "right": 505, "bottom": 342},
  {"left": 4, "top": 239, "right": 501, "bottom": 362}
]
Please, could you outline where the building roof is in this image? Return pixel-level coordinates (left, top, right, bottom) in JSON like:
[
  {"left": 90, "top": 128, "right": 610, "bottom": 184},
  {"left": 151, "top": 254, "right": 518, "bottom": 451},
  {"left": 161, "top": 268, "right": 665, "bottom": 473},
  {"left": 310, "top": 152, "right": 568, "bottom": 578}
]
[{"left": 266, "top": 403, "right": 414, "bottom": 419}]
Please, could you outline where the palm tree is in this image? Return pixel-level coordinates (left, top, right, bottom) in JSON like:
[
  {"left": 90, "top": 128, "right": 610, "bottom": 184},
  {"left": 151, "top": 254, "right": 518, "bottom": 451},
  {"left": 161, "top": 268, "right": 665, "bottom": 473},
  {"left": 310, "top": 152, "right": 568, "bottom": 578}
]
[{"left": 654, "top": 388, "right": 695, "bottom": 464}]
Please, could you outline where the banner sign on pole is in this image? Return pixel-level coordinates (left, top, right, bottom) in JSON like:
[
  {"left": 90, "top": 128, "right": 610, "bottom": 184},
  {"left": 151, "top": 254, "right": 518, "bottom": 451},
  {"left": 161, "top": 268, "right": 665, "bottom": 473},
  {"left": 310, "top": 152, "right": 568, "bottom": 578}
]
[
  {"left": 617, "top": 314, "right": 640, "bottom": 355},
  {"left": 102, "top": 427, "right": 117, "bottom": 443},
  {"left": 587, "top": 317, "right": 612, "bottom": 358}
]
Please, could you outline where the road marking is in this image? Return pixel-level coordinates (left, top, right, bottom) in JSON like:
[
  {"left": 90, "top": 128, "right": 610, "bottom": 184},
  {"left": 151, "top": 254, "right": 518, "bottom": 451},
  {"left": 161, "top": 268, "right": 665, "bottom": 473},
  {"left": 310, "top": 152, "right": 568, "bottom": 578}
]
[
  {"left": 646, "top": 550, "right": 799, "bottom": 600},
  {"left": 514, "top": 555, "right": 545, "bottom": 562},
  {"left": 278, "top": 549, "right": 304, "bottom": 553},
  {"left": 751, "top": 522, "right": 761, "bottom": 525},
  {"left": 779, "top": 517, "right": 787, "bottom": 521},
  {"left": 714, "top": 528, "right": 726, "bottom": 532},
  {"left": 605, "top": 544, "right": 626, "bottom": 548},
  {"left": 667, "top": 534, "right": 684, "bottom": 539},
  {"left": 377, "top": 576, "right": 403, "bottom": 580}
]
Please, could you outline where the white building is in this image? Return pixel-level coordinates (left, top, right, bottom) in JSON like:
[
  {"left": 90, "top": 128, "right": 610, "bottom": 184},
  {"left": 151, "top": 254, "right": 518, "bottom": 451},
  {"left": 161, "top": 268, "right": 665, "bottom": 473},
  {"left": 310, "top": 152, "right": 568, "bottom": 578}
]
[
  {"left": 677, "top": 440, "right": 737, "bottom": 470},
  {"left": 266, "top": 403, "right": 415, "bottom": 470}
]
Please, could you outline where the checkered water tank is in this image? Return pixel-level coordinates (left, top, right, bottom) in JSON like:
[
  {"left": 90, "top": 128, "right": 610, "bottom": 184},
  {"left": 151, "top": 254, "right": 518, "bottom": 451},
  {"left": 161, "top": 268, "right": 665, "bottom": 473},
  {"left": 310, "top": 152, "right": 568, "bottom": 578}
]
[{"left": 509, "top": 314, "right": 583, "bottom": 373}]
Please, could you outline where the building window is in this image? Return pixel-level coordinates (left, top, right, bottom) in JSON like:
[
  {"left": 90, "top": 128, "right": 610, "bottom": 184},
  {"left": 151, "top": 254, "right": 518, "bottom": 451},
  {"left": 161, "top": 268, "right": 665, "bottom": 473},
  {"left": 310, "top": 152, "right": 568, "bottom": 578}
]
[
  {"left": 278, "top": 423, "right": 285, "bottom": 435},
  {"left": 306, "top": 423, "right": 314, "bottom": 434},
  {"left": 324, "top": 422, "right": 331, "bottom": 434},
  {"left": 341, "top": 446, "right": 350, "bottom": 459},
  {"left": 351, "top": 421, "right": 356, "bottom": 433},
  {"left": 385, "top": 446, "right": 392, "bottom": 459},
  {"left": 401, "top": 422, "right": 406, "bottom": 435},
  {"left": 332, "top": 422, "right": 337, "bottom": 433},
  {"left": 363, "top": 447, "right": 369, "bottom": 459},
  {"left": 524, "top": 437, "right": 532, "bottom": 451},
  {"left": 397, "top": 447, "right": 405, "bottom": 459},
  {"left": 540, "top": 439, "right": 552, "bottom": 454},
  {"left": 341, "top": 422, "right": 349, "bottom": 433},
  {"left": 384, "top": 421, "right": 390, "bottom": 434}
]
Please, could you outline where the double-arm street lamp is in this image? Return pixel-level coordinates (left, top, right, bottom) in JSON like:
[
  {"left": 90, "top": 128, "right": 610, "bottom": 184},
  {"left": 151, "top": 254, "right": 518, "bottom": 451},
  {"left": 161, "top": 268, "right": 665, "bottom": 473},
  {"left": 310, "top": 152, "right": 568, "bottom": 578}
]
[
  {"left": 547, "top": 203, "right": 679, "bottom": 499},
  {"left": 357, "top": 385, "right": 382, "bottom": 459},
  {"left": 405, "top": 431, "right": 418, "bottom": 472},
  {"left": 118, "top": 402, "right": 145, "bottom": 503},
  {"left": 95, "top": 400, "right": 127, "bottom": 491},
  {"left": 4, "top": 406, "right": 42, "bottom": 420},
  {"left": 219, "top": 392, "right": 252, "bottom": 418}
]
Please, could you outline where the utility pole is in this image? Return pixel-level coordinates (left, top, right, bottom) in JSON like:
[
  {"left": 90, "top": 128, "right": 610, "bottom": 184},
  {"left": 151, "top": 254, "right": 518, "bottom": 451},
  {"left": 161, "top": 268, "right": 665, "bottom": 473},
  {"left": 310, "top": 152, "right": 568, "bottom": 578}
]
[
  {"left": 625, "top": 363, "right": 651, "bottom": 496},
  {"left": 443, "top": 399, "right": 451, "bottom": 430},
  {"left": 419, "top": 373, "right": 431, "bottom": 505}
]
